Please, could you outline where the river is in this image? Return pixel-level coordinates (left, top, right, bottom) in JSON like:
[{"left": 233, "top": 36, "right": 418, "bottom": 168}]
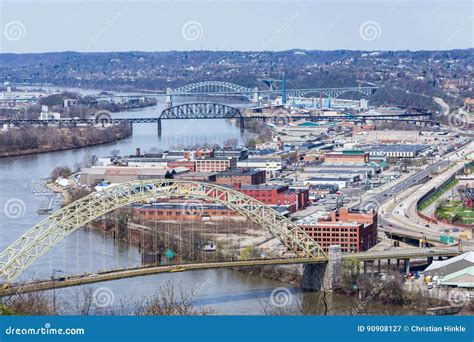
[{"left": 0, "top": 103, "right": 304, "bottom": 315}]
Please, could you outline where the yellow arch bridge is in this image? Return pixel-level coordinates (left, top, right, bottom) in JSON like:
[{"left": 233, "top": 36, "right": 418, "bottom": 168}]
[{"left": 0, "top": 179, "right": 327, "bottom": 286}]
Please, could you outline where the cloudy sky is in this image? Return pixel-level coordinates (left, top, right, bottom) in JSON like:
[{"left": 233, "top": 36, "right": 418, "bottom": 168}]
[{"left": 1, "top": 0, "right": 473, "bottom": 53}]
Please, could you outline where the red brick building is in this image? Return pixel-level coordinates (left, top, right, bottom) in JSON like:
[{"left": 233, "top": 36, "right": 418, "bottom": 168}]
[
  {"left": 298, "top": 208, "right": 377, "bottom": 253},
  {"left": 195, "top": 157, "right": 237, "bottom": 172},
  {"left": 324, "top": 151, "right": 369, "bottom": 164},
  {"left": 167, "top": 160, "right": 196, "bottom": 172},
  {"left": 215, "top": 168, "right": 266, "bottom": 186},
  {"left": 132, "top": 202, "right": 244, "bottom": 222},
  {"left": 234, "top": 184, "right": 310, "bottom": 213}
]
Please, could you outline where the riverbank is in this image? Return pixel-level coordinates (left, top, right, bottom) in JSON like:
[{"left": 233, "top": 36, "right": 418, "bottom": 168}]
[
  {"left": 0, "top": 123, "right": 132, "bottom": 158},
  {"left": 45, "top": 182, "right": 72, "bottom": 204}
]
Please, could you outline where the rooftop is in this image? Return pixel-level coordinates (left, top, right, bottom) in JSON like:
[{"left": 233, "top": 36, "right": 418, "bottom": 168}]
[
  {"left": 217, "top": 168, "right": 263, "bottom": 177},
  {"left": 365, "top": 144, "right": 429, "bottom": 153}
]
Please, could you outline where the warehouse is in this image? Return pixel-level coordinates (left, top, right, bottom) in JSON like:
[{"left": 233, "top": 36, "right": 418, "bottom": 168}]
[{"left": 365, "top": 144, "right": 429, "bottom": 158}]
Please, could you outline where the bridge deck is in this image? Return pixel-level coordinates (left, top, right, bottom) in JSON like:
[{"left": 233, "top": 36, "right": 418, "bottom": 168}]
[
  {"left": 0, "top": 113, "right": 433, "bottom": 126},
  {"left": 0, "top": 248, "right": 459, "bottom": 296}
]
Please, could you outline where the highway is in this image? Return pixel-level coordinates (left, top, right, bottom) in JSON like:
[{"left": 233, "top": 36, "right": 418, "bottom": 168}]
[{"left": 378, "top": 141, "right": 474, "bottom": 245}]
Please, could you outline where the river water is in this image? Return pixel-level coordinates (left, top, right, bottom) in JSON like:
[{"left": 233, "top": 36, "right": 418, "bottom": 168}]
[{"left": 0, "top": 103, "right": 305, "bottom": 315}]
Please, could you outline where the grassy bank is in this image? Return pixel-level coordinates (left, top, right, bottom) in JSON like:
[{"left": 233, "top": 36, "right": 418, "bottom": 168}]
[{"left": 418, "top": 178, "right": 459, "bottom": 211}]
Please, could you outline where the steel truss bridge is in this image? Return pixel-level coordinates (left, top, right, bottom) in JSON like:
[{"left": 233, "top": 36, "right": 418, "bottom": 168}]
[
  {"left": 167, "top": 81, "right": 377, "bottom": 98},
  {"left": 0, "top": 247, "right": 461, "bottom": 296},
  {"left": 0, "top": 103, "right": 434, "bottom": 131},
  {"left": 0, "top": 179, "right": 326, "bottom": 286},
  {"left": 89, "top": 81, "right": 379, "bottom": 103}
]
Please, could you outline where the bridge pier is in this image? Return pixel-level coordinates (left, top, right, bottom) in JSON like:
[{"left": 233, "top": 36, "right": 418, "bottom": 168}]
[
  {"left": 239, "top": 117, "right": 245, "bottom": 133},
  {"left": 157, "top": 119, "right": 162, "bottom": 137},
  {"left": 252, "top": 87, "right": 259, "bottom": 104},
  {"left": 404, "top": 259, "right": 410, "bottom": 274},
  {"left": 303, "top": 245, "right": 341, "bottom": 292},
  {"left": 165, "top": 88, "right": 173, "bottom": 109}
]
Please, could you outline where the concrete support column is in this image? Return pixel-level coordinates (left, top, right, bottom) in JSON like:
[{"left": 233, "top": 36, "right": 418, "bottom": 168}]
[
  {"left": 377, "top": 259, "right": 381, "bottom": 273},
  {"left": 157, "top": 118, "right": 162, "bottom": 137},
  {"left": 387, "top": 259, "right": 391, "bottom": 271},
  {"left": 165, "top": 88, "right": 173, "bottom": 109},
  {"left": 239, "top": 117, "right": 245, "bottom": 133},
  {"left": 363, "top": 261, "right": 367, "bottom": 274},
  {"left": 396, "top": 259, "right": 400, "bottom": 269},
  {"left": 322, "top": 245, "right": 342, "bottom": 292},
  {"left": 404, "top": 259, "right": 410, "bottom": 274},
  {"left": 252, "top": 87, "right": 259, "bottom": 104}
]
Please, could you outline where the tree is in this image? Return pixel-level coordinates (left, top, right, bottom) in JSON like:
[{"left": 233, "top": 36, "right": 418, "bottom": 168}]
[
  {"left": 110, "top": 149, "right": 121, "bottom": 158},
  {"left": 50, "top": 166, "right": 72, "bottom": 180},
  {"left": 245, "top": 137, "right": 257, "bottom": 149}
]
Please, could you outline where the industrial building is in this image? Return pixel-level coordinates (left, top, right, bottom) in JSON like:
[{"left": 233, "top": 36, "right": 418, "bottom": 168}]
[
  {"left": 423, "top": 252, "right": 474, "bottom": 288},
  {"left": 80, "top": 167, "right": 176, "bottom": 185},
  {"left": 324, "top": 150, "right": 369, "bottom": 164},
  {"left": 215, "top": 168, "right": 266, "bottom": 186},
  {"left": 233, "top": 184, "right": 310, "bottom": 213},
  {"left": 237, "top": 158, "right": 284, "bottom": 178},
  {"left": 303, "top": 177, "right": 353, "bottom": 189},
  {"left": 297, "top": 208, "right": 377, "bottom": 253},
  {"left": 195, "top": 157, "right": 237, "bottom": 172},
  {"left": 365, "top": 144, "right": 430, "bottom": 158}
]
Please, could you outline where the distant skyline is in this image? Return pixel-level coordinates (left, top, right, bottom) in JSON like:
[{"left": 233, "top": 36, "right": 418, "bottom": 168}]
[{"left": 1, "top": 0, "right": 473, "bottom": 53}]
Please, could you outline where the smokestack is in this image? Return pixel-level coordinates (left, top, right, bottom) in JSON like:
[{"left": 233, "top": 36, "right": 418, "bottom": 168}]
[{"left": 136, "top": 148, "right": 141, "bottom": 157}]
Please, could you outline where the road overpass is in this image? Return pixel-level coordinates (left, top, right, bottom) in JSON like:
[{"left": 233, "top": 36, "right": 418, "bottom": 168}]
[{"left": 379, "top": 141, "right": 474, "bottom": 244}]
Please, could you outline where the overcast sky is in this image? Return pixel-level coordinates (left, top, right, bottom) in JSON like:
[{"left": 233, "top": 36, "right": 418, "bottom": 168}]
[{"left": 1, "top": 0, "right": 473, "bottom": 53}]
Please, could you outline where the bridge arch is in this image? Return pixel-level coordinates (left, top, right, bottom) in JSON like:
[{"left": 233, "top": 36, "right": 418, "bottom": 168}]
[
  {"left": 287, "top": 87, "right": 376, "bottom": 99},
  {"left": 159, "top": 103, "right": 243, "bottom": 120},
  {"left": 0, "top": 179, "right": 325, "bottom": 285},
  {"left": 170, "top": 81, "right": 254, "bottom": 95}
]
